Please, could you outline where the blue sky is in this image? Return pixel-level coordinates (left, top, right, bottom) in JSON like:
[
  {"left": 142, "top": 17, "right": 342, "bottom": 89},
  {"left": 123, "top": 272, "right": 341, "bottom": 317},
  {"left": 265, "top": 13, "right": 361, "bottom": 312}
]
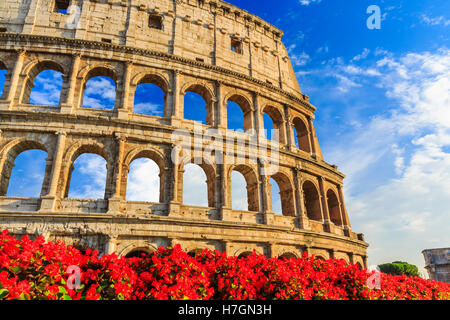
[{"left": 2, "top": 0, "right": 449, "bottom": 276}]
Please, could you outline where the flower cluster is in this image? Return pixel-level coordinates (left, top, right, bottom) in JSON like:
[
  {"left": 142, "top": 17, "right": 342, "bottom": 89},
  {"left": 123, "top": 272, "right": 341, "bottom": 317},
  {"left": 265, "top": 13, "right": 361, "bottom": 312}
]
[{"left": 1, "top": 229, "right": 449, "bottom": 300}]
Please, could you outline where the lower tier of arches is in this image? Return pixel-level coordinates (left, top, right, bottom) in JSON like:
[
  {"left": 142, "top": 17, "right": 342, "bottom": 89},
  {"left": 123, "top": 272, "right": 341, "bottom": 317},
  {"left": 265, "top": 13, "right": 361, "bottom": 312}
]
[{"left": 0, "top": 211, "right": 368, "bottom": 268}]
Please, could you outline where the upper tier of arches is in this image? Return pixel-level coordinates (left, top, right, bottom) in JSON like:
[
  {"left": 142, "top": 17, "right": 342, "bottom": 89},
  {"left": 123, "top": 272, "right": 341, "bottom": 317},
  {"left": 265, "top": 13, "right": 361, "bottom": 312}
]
[
  {"left": 0, "top": 0, "right": 302, "bottom": 97},
  {"left": 0, "top": 52, "right": 322, "bottom": 157}
]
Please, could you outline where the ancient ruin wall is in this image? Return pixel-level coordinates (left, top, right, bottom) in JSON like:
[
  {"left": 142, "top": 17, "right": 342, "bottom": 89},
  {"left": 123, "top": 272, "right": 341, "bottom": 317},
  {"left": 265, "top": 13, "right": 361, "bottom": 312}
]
[{"left": 0, "top": 0, "right": 368, "bottom": 265}]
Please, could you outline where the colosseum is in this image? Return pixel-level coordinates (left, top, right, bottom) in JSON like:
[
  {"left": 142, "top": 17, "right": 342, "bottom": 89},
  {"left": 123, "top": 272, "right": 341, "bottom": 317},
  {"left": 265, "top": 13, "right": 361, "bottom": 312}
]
[{"left": 0, "top": 0, "right": 368, "bottom": 266}]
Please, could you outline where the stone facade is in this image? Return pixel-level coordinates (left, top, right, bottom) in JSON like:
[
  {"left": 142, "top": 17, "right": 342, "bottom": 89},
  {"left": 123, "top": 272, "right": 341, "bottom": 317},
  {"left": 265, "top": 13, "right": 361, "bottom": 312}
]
[
  {"left": 423, "top": 248, "right": 450, "bottom": 283},
  {"left": 0, "top": 0, "right": 368, "bottom": 265}
]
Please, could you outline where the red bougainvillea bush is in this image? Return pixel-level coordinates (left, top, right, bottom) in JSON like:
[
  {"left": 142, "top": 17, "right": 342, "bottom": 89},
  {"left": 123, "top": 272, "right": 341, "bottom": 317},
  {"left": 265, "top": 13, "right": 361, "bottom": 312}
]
[{"left": 1, "top": 229, "right": 449, "bottom": 300}]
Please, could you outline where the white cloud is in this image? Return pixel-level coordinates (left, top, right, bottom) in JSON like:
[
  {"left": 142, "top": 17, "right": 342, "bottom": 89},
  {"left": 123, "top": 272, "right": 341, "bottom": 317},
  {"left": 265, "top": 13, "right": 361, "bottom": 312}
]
[
  {"left": 299, "top": 0, "right": 322, "bottom": 6},
  {"left": 29, "top": 71, "right": 62, "bottom": 106},
  {"left": 126, "top": 158, "right": 160, "bottom": 202},
  {"left": 183, "top": 164, "right": 208, "bottom": 207},
  {"left": 134, "top": 102, "right": 164, "bottom": 116},
  {"left": 287, "top": 44, "right": 311, "bottom": 67},
  {"left": 82, "top": 77, "right": 116, "bottom": 109},
  {"left": 323, "top": 48, "right": 450, "bottom": 271},
  {"left": 68, "top": 154, "right": 107, "bottom": 199},
  {"left": 352, "top": 48, "right": 370, "bottom": 62},
  {"left": 421, "top": 14, "right": 450, "bottom": 27}
]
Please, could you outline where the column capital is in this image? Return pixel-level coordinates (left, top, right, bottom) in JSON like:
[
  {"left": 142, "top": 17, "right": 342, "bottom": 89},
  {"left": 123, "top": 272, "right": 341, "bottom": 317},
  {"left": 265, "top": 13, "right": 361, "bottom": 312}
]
[
  {"left": 113, "top": 132, "right": 127, "bottom": 142},
  {"left": 55, "top": 131, "right": 67, "bottom": 137}
]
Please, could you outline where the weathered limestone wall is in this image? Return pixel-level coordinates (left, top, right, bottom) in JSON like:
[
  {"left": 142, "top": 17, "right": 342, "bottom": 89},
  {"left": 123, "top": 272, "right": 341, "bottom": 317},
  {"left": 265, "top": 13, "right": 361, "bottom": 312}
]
[
  {"left": 423, "top": 248, "right": 450, "bottom": 283},
  {"left": 0, "top": 0, "right": 300, "bottom": 97},
  {"left": 0, "top": 0, "right": 368, "bottom": 265}
]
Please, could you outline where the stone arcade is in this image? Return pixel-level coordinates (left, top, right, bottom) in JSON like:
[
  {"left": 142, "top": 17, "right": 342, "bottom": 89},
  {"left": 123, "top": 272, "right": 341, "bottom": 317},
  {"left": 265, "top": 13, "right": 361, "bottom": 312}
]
[{"left": 0, "top": 0, "right": 368, "bottom": 266}]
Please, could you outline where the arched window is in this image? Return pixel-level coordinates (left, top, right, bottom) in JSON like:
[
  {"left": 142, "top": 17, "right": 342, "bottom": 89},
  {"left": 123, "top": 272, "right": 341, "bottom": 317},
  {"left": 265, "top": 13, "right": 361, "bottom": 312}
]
[
  {"left": 188, "top": 249, "right": 203, "bottom": 257},
  {"left": 126, "top": 158, "right": 160, "bottom": 202},
  {"left": 263, "top": 106, "right": 285, "bottom": 143},
  {"left": 279, "top": 252, "right": 297, "bottom": 260},
  {"left": 227, "top": 101, "right": 244, "bottom": 131},
  {"left": 270, "top": 177, "right": 282, "bottom": 215},
  {"left": 271, "top": 173, "right": 295, "bottom": 217},
  {"left": 125, "top": 250, "right": 152, "bottom": 259},
  {"left": 231, "top": 170, "right": 248, "bottom": 211},
  {"left": 22, "top": 61, "right": 65, "bottom": 106},
  {"left": 303, "top": 181, "right": 322, "bottom": 221},
  {"left": 133, "top": 75, "right": 167, "bottom": 116},
  {"left": 183, "top": 84, "right": 213, "bottom": 125},
  {"left": 81, "top": 68, "right": 117, "bottom": 110},
  {"left": 227, "top": 95, "right": 253, "bottom": 132},
  {"left": 184, "top": 91, "right": 208, "bottom": 124},
  {"left": 0, "top": 61, "right": 7, "bottom": 98},
  {"left": 29, "top": 70, "right": 64, "bottom": 106},
  {"left": 327, "top": 190, "right": 342, "bottom": 226},
  {"left": 183, "top": 163, "right": 208, "bottom": 207},
  {"left": 263, "top": 113, "right": 275, "bottom": 140},
  {"left": 5, "top": 149, "right": 47, "bottom": 197},
  {"left": 293, "top": 118, "right": 311, "bottom": 153},
  {"left": 67, "top": 153, "right": 107, "bottom": 199},
  {"left": 237, "top": 251, "right": 252, "bottom": 259},
  {"left": 229, "top": 165, "right": 259, "bottom": 212}
]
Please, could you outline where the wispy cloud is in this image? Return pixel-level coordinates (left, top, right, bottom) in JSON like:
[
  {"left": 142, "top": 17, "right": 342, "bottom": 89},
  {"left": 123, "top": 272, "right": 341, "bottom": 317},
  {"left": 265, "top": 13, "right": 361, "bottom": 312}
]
[
  {"left": 321, "top": 48, "right": 450, "bottom": 271},
  {"left": 126, "top": 158, "right": 160, "bottom": 202},
  {"left": 299, "top": 0, "right": 322, "bottom": 6},
  {"left": 421, "top": 14, "right": 450, "bottom": 27}
]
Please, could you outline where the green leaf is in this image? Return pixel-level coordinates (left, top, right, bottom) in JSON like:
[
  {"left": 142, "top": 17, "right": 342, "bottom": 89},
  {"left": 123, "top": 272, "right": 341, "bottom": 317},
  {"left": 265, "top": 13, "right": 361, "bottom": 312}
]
[
  {"left": 62, "top": 295, "right": 72, "bottom": 300},
  {"left": 58, "top": 286, "right": 67, "bottom": 294},
  {"left": 0, "top": 289, "right": 9, "bottom": 299}
]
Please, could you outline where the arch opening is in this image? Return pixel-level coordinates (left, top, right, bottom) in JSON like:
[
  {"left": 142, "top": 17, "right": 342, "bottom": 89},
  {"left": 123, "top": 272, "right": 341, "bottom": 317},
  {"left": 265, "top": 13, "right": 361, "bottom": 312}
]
[
  {"left": 230, "top": 165, "right": 259, "bottom": 212},
  {"left": 279, "top": 252, "right": 297, "bottom": 260},
  {"left": 126, "top": 158, "right": 161, "bottom": 203},
  {"left": 293, "top": 118, "right": 311, "bottom": 153},
  {"left": 303, "top": 181, "right": 322, "bottom": 221},
  {"left": 183, "top": 84, "right": 213, "bottom": 125},
  {"left": 270, "top": 177, "right": 282, "bottom": 215},
  {"left": 4, "top": 149, "right": 48, "bottom": 198},
  {"left": 271, "top": 173, "right": 295, "bottom": 217},
  {"left": 133, "top": 75, "right": 167, "bottom": 116},
  {"left": 81, "top": 67, "right": 117, "bottom": 110},
  {"left": 66, "top": 153, "right": 107, "bottom": 199},
  {"left": 227, "top": 95, "right": 253, "bottom": 132},
  {"left": 22, "top": 61, "right": 65, "bottom": 105},
  {"left": 125, "top": 249, "right": 153, "bottom": 259},
  {"left": 29, "top": 70, "right": 64, "bottom": 106},
  {"left": 237, "top": 251, "right": 253, "bottom": 259},
  {"left": 327, "top": 190, "right": 342, "bottom": 226},
  {"left": 231, "top": 170, "right": 248, "bottom": 211},
  {"left": 182, "top": 163, "right": 215, "bottom": 208},
  {"left": 262, "top": 106, "right": 285, "bottom": 143},
  {"left": 0, "top": 61, "right": 7, "bottom": 98}
]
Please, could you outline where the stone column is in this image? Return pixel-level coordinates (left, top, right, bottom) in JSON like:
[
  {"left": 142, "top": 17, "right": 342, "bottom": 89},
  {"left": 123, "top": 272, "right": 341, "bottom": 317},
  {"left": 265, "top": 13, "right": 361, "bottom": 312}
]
[
  {"left": 318, "top": 177, "right": 331, "bottom": 232},
  {"left": 60, "top": 54, "right": 81, "bottom": 114},
  {"left": 40, "top": 132, "right": 67, "bottom": 212},
  {"left": 284, "top": 106, "right": 297, "bottom": 151},
  {"left": 105, "top": 236, "right": 117, "bottom": 255},
  {"left": 216, "top": 81, "right": 227, "bottom": 129},
  {"left": 107, "top": 135, "right": 126, "bottom": 214},
  {"left": 252, "top": 92, "right": 265, "bottom": 140},
  {"left": 168, "top": 145, "right": 182, "bottom": 216},
  {"left": 170, "top": 70, "right": 182, "bottom": 127},
  {"left": 117, "top": 62, "right": 132, "bottom": 119},
  {"left": 2, "top": 50, "right": 26, "bottom": 109},
  {"left": 293, "top": 167, "right": 308, "bottom": 229},
  {"left": 258, "top": 162, "right": 274, "bottom": 225}
]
